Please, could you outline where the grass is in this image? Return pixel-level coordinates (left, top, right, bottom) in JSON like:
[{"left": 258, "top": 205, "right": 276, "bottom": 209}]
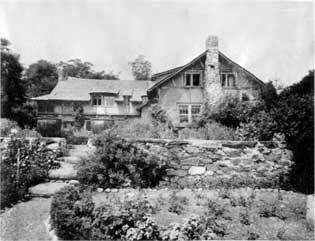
[
  {"left": 92, "top": 188, "right": 313, "bottom": 240},
  {"left": 0, "top": 197, "right": 52, "bottom": 241}
]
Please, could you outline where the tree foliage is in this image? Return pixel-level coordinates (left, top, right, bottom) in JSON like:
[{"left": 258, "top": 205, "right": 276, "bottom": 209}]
[
  {"left": 24, "top": 60, "right": 58, "bottom": 97},
  {"left": 129, "top": 55, "right": 152, "bottom": 80},
  {"left": 1, "top": 38, "right": 26, "bottom": 118},
  {"left": 59, "top": 59, "right": 119, "bottom": 80}
]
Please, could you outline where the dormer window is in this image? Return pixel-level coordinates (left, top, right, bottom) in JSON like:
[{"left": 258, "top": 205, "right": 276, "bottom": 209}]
[
  {"left": 185, "top": 72, "right": 201, "bottom": 87},
  {"left": 221, "top": 72, "right": 236, "bottom": 87},
  {"left": 92, "top": 96, "right": 102, "bottom": 106}
]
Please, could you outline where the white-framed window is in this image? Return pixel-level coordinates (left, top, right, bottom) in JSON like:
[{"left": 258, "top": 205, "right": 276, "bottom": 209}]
[
  {"left": 178, "top": 103, "right": 202, "bottom": 124},
  {"left": 184, "top": 72, "right": 202, "bottom": 87},
  {"left": 104, "top": 96, "right": 115, "bottom": 107},
  {"left": 179, "top": 105, "right": 189, "bottom": 123},
  {"left": 221, "top": 72, "right": 236, "bottom": 87}
]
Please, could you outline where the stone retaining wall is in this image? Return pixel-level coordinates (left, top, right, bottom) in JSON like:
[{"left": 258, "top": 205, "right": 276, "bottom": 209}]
[{"left": 131, "top": 138, "right": 293, "bottom": 188}]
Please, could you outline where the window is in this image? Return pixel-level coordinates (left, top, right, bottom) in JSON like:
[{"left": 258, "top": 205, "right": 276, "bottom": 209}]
[
  {"left": 104, "top": 96, "right": 115, "bottom": 107},
  {"left": 191, "top": 105, "right": 201, "bottom": 122},
  {"left": 92, "top": 96, "right": 102, "bottom": 106},
  {"left": 178, "top": 104, "right": 202, "bottom": 124},
  {"left": 221, "top": 73, "right": 236, "bottom": 87},
  {"left": 185, "top": 72, "right": 201, "bottom": 87},
  {"left": 179, "top": 105, "right": 189, "bottom": 123}
]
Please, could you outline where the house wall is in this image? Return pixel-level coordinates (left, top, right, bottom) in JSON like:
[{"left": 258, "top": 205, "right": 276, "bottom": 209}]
[
  {"left": 37, "top": 98, "right": 142, "bottom": 126},
  {"left": 155, "top": 55, "right": 263, "bottom": 126},
  {"left": 158, "top": 61, "right": 204, "bottom": 126}
]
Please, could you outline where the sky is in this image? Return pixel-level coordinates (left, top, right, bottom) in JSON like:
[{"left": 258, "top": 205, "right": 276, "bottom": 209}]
[{"left": 0, "top": 0, "right": 314, "bottom": 86}]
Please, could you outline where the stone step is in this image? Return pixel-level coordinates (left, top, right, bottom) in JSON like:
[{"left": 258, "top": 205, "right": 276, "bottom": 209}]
[
  {"left": 49, "top": 162, "right": 78, "bottom": 180},
  {"left": 28, "top": 182, "right": 71, "bottom": 197},
  {"left": 58, "top": 156, "right": 82, "bottom": 164}
]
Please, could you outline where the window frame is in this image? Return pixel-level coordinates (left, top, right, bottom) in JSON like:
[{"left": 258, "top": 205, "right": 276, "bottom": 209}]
[
  {"left": 184, "top": 71, "right": 202, "bottom": 87},
  {"left": 104, "top": 96, "right": 115, "bottom": 107},
  {"left": 178, "top": 103, "right": 202, "bottom": 124},
  {"left": 220, "top": 72, "right": 236, "bottom": 88}
]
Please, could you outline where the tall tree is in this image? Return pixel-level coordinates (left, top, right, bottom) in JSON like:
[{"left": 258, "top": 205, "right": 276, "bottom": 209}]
[
  {"left": 59, "top": 59, "right": 119, "bottom": 80},
  {"left": 1, "top": 38, "right": 26, "bottom": 118},
  {"left": 24, "top": 60, "right": 58, "bottom": 97},
  {"left": 129, "top": 55, "right": 152, "bottom": 80}
]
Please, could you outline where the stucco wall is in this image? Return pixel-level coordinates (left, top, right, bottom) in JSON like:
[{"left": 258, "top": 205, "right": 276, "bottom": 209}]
[{"left": 155, "top": 54, "right": 263, "bottom": 126}]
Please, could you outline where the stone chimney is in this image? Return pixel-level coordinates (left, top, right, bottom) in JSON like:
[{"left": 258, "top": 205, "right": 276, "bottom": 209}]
[
  {"left": 57, "top": 66, "right": 67, "bottom": 81},
  {"left": 203, "top": 35, "right": 222, "bottom": 110}
]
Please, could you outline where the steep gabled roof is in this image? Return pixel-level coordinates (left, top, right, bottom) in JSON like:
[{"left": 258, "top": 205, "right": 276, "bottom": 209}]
[
  {"left": 32, "top": 77, "right": 153, "bottom": 102},
  {"left": 148, "top": 51, "right": 265, "bottom": 92}
]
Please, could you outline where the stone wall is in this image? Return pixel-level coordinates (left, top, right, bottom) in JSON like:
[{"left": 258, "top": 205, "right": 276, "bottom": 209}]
[{"left": 132, "top": 138, "right": 293, "bottom": 188}]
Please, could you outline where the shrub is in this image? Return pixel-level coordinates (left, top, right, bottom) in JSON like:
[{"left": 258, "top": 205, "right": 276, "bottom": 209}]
[
  {"left": 113, "top": 119, "right": 177, "bottom": 139},
  {"left": 61, "top": 127, "right": 91, "bottom": 145},
  {"left": 168, "top": 193, "right": 189, "bottom": 215},
  {"left": 199, "top": 96, "right": 254, "bottom": 128},
  {"left": 0, "top": 118, "right": 41, "bottom": 138},
  {"left": 236, "top": 110, "right": 277, "bottom": 141},
  {"left": 178, "top": 122, "right": 236, "bottom": 140},
  {"left": 77, "top": 130, "right": 169, "bottom": 188},
  {"left": 50, "top": 186, "right": 94, "bottom": 240},
  {"left": 51, "top": 186, "right": 159, "bottom": 241},
  {"left": 1, "top": 136, "right": 59, "bottom": 208}
]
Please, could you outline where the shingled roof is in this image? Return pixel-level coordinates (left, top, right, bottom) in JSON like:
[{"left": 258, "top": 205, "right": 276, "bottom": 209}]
[{"left": 32, "top": 77, "right": 153, "bottom": 102}]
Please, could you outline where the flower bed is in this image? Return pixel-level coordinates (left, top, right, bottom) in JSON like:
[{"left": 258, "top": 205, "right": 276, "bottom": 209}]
[{"left": 50, "top": 186, "right": 313, "bottom": 240}]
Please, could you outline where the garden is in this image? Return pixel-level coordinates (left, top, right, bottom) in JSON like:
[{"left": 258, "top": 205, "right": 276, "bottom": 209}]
[{"left": 0, "top": 71, "right": 314, "bottom": 240}]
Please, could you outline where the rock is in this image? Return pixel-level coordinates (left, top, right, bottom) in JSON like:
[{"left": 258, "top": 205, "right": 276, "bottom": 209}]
[
  {"left": 46, "top": 143, "right": 59, "bottom": 151},
  {"left": 183, "top": 146, "right": 200, "bottom": 154},
  {"left": 69, "top": 180, "right": 80, "bottom": 185},
  {"left": 48, "top": 162, "right": 78, "bottom": 180},
  {"left": 281, "top": 149, "right": 293, "bottom": 161},
  {"left": 181, "top": 157, "right": 199, "bottom": 166},
  {"left": 111, "top": 188, "right": 118, "bottom": 192},
  {"left": 188, "top": 166, "right": 206, "bottom": 175},
  {"left": 29, "top": 182, "right": 70, "bottom": 197},
  {"left": 105, "top": 188, "right": 111, "bottom": 193},
  {"left": 221, "top": 141, "right": 257, "bottom": 148},
  {"left": 97, "top": 188, "right": 104, "bottom": 192},
  {"left": 264, "top": 152, "right": 282, "bottom": 162},
  {"left": 199, "top": 158, "right": 214, "bottom": 164},
  {"left": 205, "top": 170, "right": 214, "bottom": 176},
  {"left": 222, "top": 147, "right": 242, "bottom": 157},
  {"left": 230, "top": 158, "right": 241, "bottom": 165},
  {"left": 167, "top": 169, "right": 187, "bottom": 177},
  {"left": 62, "top": 156, "right": 82, "bottom": 164}
]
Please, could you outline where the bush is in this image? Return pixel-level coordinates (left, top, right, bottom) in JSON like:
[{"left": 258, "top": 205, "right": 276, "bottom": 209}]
[
  {"left": 1, "top": 136, "right": 59, "bottom": 208},
  {"left": 51, "top": 186, "right": 160, "bottom": 241},
  {"left": 168, "top": 193, "right": 189, "bottom": 215},
  {"left": 50, "top": 186, "right": 94, "bottom": 240},
  {"left": 77, "top": 130, "right": 169, "bottom": 188},
  {"left": 61, "top": 127, "right": 91, "bottom": 145},
  {"left": 199, "top": 96, "right": 254, "bottom": 128},
  {"left": 0, "top": 118, "right": 41, "bottom": 138},
  {"left": 178, "top": 122, "right": 236, "bottom": 140},
  {"left": 113, "top": 119, "right": 177, "bottom": 139}
]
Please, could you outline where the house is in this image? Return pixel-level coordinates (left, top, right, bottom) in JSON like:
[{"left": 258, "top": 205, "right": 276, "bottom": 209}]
[{"left": 32, "top": 36, "right": 265, "bottom": 129}]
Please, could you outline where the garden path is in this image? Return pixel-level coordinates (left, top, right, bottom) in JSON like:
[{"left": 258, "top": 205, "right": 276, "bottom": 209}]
[{"left": 0, "top": 144, "right": 93, "bottom": 241}]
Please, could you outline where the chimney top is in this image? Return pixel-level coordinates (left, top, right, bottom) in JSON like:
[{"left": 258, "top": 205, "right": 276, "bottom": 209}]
[
  {"left": 206, "top": 35, "right": 218, "bottom": 49},
  {"left": 57, "top": 66, "right": 67, "bottom": 81}
]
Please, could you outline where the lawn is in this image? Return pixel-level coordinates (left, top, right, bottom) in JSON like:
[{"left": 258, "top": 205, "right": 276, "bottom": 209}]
[{"left": 92, "top": 188, "right": 313, "bottom": 240}]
